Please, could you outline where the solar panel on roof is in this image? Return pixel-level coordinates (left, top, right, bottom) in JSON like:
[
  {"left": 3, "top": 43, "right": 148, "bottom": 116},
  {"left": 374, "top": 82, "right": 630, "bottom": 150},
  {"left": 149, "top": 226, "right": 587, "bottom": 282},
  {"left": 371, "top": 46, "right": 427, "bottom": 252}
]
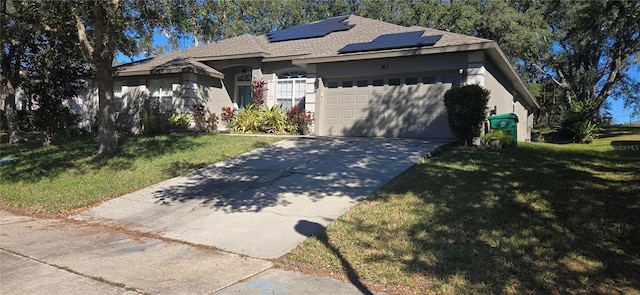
[
  {"left": 267, "top": 16, "right": 354, "bottom": 42},
  {"left": 338, "top": 31, "right": 442, "bottom": 54}
]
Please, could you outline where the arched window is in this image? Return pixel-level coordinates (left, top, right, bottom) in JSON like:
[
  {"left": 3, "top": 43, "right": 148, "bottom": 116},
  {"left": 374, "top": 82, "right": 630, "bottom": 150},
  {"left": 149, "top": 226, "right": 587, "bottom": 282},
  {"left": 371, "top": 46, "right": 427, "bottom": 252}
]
[{"left": 276, "top": 71, "right": 306, "bottom": 109}]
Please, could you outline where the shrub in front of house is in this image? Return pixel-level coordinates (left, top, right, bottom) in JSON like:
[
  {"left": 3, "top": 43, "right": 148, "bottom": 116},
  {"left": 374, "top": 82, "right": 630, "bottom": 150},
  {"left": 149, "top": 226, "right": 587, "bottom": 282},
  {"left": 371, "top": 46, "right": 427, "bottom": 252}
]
[
  {"left": 234, "top": 104, "right": 262, "bottom": 134},
  {"left": 141, "top": 97, "right": 170, "bottom": 136},
  {"left": 168, "top": 113, "right": 192, "bottom": 130},
  {"left": 482, "top": 129, "right": 514, "bottom": 148},
  {"left": 560, "top": 101, "right": 600, "bottom": 143},
  {"left": 286, "top": 104, "right": 314, "bottom": 135},
  {"left": 443, "top": 84, "right": 490, "bottom": 145},
  {"left": 221, "top": 106, "right": 236, "bottom": 130},
  {"left": 232, "top": 103, "right": 313, "bottom": 135},
  {"left": 191, "top": 103, "right": 218, "bottom": 132},
  {"left": 259, "top": 104, "right": 296, "bottom": 134}
]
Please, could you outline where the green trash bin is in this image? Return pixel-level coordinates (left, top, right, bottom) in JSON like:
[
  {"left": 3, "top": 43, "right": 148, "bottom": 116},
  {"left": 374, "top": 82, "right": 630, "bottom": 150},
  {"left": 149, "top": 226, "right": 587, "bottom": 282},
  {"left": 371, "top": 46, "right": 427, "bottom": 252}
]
[{"left": 487, "top": 113, "right": 519, "bottom": 147}]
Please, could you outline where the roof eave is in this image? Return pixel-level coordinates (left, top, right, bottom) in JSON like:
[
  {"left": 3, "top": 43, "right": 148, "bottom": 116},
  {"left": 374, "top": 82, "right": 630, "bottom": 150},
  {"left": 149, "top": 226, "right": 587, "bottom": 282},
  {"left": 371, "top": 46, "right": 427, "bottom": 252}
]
[
  {"left": 484, "top": 44, "right": 539, "bottom": 110},
  {"left": 193, "top": 52, "right": 269, "bottom": 62},
  {"left": 263, "top": 54, "right": 309, "bottom": 62},
  {"left": 117, "top": 67, "right": 224, "bottom": 79},
  {"left": 292, "top": 42, "right": 495, "bottom": 65}
]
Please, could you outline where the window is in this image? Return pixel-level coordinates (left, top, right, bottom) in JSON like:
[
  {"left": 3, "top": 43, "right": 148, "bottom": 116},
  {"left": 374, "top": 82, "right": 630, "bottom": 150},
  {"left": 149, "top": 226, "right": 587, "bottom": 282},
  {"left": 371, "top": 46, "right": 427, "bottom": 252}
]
[
  {"left": 389, "top": 78, "right": 401, "bottom": 86},
  {"left": 149, "top": 79, "right": 174, "bottom": 113},
  {"left": 326, "top": 81, "right": 339, "bottom": 88},
  {"left": 276, "top": 71, "right": 306, "bottom": 109},
  {"left": 341, "top": 81, "right": 353, "bottom": 88},
  {"left": 357, "top": 80, "right": 368, "bottom": 87},
  {"left": 372, "top": 79, "right": 384, "bottom": 86},
  {"left": 442, "top": 76, "right": 455, "bottom": 84},
  {"left": 237, "top": 70, "right": 252, "bottom": 82},
  {"left": 405, "top": 77, "right": 418, "bottom": 85},
  {"left": 20, "top": 99, "right": 29, "bottom": 111},
  {"left": 113, "top": 80, "right": 124, "bottom": 112},
  {"left": 422, "top": 76, "right": 436, "bottom": 84}
]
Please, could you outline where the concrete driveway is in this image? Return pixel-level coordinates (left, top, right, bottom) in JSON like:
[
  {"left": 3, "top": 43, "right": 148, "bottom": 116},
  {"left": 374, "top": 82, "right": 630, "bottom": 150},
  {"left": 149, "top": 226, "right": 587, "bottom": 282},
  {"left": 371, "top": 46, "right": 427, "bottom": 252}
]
[{"left": 74, "top": 137, "right": 450, "bottom": 259}]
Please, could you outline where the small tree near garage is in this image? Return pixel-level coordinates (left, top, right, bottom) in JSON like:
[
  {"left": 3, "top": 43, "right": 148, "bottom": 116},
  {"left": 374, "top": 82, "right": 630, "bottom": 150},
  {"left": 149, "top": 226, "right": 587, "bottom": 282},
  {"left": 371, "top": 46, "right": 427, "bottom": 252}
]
[{"left": 444, "top": 84, "right": 490, "bottom": 145}]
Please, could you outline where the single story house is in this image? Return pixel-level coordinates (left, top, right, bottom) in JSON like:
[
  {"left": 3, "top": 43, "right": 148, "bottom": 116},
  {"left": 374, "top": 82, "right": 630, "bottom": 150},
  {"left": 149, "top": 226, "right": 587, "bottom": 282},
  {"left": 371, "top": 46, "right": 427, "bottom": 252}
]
[{"left": 76, "top": 15, "right": 538, "bottom": 140}]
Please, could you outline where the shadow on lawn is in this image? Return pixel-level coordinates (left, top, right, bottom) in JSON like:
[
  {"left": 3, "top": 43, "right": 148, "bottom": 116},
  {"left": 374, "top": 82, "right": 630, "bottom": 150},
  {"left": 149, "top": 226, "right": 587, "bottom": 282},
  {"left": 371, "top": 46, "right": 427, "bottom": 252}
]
[
  {"left": 368, "top": 144, "right": 639, "bottom": 293},
  {"left": 0, "top": 134, "right": 209, "bottom": 183},
  {"left": 295, "top": 220, "right": 374, "bottom": 295}
]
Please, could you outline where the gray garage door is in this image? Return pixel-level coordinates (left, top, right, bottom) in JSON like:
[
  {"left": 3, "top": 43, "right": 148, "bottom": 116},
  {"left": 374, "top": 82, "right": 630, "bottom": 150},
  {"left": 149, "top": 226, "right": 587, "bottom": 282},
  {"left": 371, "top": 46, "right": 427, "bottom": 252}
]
[{"left": 320, "top": 76, "right": 454, "bottom": 138}]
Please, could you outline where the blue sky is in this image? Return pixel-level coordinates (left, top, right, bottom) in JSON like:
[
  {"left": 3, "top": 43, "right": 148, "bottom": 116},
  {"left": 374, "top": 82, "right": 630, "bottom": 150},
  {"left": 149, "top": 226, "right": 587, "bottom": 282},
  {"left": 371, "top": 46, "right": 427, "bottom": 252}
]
[
  {"left": 119, "top": 33, "right": 639, "bottom": 125},
  {"left": 608, "top": 64, "right": 639, "bottom": 124}
]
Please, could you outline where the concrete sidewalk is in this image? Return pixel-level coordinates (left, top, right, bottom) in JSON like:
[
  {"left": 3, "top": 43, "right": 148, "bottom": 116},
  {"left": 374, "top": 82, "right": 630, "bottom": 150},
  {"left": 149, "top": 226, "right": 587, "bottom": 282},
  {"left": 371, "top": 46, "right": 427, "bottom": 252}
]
[
  {"left": 73, "top": 137, "right": 450, "bottom": 259},
  {"left": 0, "top": 211, "right": 385, "bottom": 295}
]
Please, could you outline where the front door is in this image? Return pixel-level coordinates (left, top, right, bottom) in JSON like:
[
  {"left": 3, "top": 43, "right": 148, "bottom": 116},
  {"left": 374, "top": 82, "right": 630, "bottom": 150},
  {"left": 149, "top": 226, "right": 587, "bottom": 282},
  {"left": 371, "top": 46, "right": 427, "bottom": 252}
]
[{"left": 237, "top": 85, "right": 252, "bottom": 109}]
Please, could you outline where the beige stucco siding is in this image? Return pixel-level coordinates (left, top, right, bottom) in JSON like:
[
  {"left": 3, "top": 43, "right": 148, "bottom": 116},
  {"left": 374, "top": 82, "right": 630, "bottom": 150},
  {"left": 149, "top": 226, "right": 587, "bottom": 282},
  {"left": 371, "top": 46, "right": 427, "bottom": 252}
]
[
  {"left": 316, "top": 53, "right": 468, "bottom": 79},
  {"left": 78, "top": 72, "right": 232, "bottom": 134},
  {"left": 483, "top": 59, "right": 532, "bottom": 141},
  {"left": 194, "top": 74, "right": 233, "bottom": 118},
  {"left": 484, "top": 59, "right": 515, "bottom": 115},
  {"left": 513, "top": 101, "right": 532, "bottom": 141},
  {"left": 67, "top": 84, "right": 98, "bottom": 131}
]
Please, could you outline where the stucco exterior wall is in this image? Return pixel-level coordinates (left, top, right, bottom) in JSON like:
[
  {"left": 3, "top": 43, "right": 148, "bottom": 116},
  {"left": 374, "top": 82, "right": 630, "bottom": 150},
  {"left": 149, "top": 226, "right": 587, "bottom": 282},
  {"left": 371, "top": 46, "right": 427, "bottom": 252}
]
[
  {"left": 484, "top": 59, "right": 515, "bottom": 116},
  {"left": 77, "top": 72, "right": 232, "bottom": 134},
  {"left": 483, "top": 58, "right": 532, "bottom": 141},
  {"left": 315, "top": 53, "right": 468, "bottom": 79},
  {"left": 67, "top": 84, "right": 98, "bottom": 131},
  {"left": 193, "top": 74, "right": 233, "bottom": 119},
  {"left": 513, "top": 101, "right": 532, "bottom": 141}
]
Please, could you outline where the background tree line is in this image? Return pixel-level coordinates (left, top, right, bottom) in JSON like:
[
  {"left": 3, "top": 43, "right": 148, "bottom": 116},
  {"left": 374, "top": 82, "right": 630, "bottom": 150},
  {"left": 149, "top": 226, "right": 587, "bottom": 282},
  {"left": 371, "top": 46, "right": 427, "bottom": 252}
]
[{"left": 2, "top": 0, "right": 638, "bottom": 154}]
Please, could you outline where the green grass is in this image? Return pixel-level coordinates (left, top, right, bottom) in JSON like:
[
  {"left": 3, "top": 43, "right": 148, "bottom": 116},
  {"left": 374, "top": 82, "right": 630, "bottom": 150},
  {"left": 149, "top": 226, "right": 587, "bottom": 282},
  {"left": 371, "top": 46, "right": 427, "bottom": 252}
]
[
  {"left": 0, "top": 133, "right": 281, "bottom": 214},
  {"left": 282, "top": 126, "right": 640, "bottom": 294}
]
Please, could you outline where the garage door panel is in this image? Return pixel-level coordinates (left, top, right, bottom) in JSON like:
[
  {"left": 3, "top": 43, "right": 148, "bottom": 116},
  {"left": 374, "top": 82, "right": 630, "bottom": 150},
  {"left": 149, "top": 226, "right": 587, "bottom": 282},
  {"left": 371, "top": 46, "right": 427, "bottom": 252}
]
[
  {"left": 339, "top": 109, "right": 354, "bottom": 119},
  {"left": 355, "top": 94, "right": 369, "bottom": 104},
  {"left": 325, "top": 109, "right": 340, "bottom": 119},
  {"left": 324, "top": 123, "right": 340, "bottom": 135},
  {"left": 391, "top": 115, "right": 441, "bottom": 126},
  {"left": 321, "top": 80, "right": 454, "bottom": 138},
  {"left": 355, "top": 109, "right": 369, "bottom": 119},
  {"left": 326, "top": 95, "right": 340, "bottom": 104},
  {"left": 340, "top": 95, "right": 355, "bottom": 104}
]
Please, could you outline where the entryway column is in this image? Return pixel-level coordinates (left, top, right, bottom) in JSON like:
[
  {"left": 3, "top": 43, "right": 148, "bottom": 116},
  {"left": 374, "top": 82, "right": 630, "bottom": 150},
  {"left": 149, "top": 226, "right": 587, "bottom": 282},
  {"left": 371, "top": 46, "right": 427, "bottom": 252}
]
[{"left": 305, "top": 64, "right": 317, "bottom": 134}]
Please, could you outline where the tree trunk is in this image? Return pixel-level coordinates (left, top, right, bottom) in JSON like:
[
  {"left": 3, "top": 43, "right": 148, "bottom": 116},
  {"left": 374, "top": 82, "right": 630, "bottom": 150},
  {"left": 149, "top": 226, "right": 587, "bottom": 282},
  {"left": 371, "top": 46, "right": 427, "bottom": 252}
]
[
  {"left": 4, "top": 92, "right": 21, "bottom": 144},
  {"left": 88, "top": 1, "right": 119, "bottom": 157},
  {"left": 95, "top": 56, "right": 119, "bottom": 157},
  {"left": 1, "top": 0, "right": 21, "bottom": 145}
]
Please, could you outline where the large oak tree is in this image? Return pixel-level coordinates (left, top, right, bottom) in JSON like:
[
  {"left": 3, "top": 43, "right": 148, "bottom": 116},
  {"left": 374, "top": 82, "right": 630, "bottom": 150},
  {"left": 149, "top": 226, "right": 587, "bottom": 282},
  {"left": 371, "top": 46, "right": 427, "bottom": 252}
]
[
  {"left": 66, "top": 0, "right": 200, "bottom": 156},
  {"left": 540, "top": 0, "right": 640, "bottom": 117}
]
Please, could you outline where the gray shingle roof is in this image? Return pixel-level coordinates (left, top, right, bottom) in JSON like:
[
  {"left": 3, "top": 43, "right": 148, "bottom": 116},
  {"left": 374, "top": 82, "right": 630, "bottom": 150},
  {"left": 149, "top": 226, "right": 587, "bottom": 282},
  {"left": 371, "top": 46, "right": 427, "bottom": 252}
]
[
  {"left": 115, "top": 54, "right": 223, "bottom": 78},
  {"left": 117, "top": 15, "right": 491, "bottom": 74}
]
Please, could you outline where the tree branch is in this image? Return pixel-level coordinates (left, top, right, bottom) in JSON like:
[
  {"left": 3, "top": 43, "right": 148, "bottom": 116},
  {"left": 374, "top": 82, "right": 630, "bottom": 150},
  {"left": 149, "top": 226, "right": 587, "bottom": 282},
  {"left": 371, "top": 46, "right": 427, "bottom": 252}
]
[
  {"left": 533, "top": 63, "right": 564, "bottom": 88},
  {"left": 68, "top": 1, "right": 93, "bottom": 60}
]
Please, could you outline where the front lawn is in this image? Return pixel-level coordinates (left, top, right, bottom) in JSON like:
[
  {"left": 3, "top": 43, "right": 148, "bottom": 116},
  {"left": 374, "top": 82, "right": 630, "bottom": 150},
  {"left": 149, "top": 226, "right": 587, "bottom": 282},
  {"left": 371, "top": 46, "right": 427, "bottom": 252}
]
[
  {"left": 281, "top": 126, "right": 640, "bottom": 294},
  {"left": 0, "top": 134, "right": 282, "bottom": 215}
]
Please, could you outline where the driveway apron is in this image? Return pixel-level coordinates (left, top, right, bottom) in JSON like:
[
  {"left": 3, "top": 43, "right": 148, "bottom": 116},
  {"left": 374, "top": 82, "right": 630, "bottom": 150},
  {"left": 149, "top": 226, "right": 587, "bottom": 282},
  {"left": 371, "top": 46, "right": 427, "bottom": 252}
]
[{"left": 74, "top": 137, "right": 450, "bottom": 259}]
